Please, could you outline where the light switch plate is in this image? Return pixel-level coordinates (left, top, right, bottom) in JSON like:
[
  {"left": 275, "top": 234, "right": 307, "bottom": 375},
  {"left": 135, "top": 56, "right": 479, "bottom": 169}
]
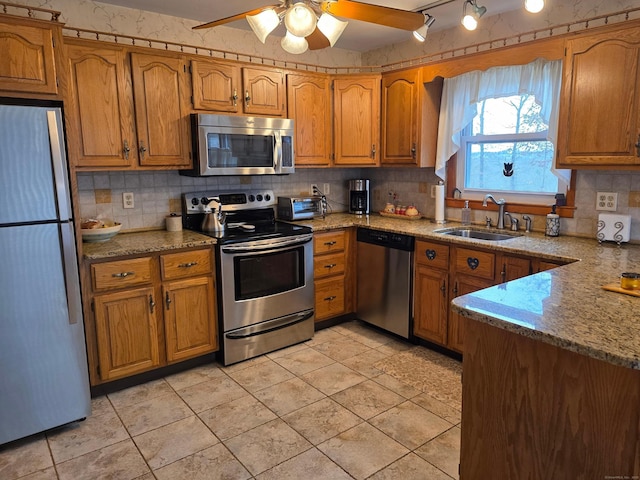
[{"left": 596, "top": 192, "right": 617, "bottom": 211}]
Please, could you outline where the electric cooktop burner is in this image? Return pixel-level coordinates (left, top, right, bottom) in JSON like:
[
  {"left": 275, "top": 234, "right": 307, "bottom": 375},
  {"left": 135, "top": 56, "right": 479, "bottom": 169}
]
[{"left": 181, "top": 189, "right": 312, "bottom": 244}]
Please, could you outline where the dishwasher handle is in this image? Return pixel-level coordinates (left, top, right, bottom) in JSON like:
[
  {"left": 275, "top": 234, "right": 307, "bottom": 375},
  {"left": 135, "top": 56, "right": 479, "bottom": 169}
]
[{"left": 356, "top": 227, "right": 414, "bottom": 251}]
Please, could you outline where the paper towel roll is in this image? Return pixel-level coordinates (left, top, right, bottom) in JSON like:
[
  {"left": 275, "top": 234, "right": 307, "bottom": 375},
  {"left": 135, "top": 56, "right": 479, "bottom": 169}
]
[
  {"left": 434, "top": 184, "right": 445, "bottom": 224},
  {"left": 165, "top": 214, "right": 182, "bottom": 232}
]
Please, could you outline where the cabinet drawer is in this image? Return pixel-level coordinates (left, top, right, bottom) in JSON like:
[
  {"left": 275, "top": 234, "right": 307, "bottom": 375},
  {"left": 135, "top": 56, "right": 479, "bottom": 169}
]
[
  {"left": 91, "top": 257, "right": 153, "bottom": 291},
  {"left": 314, "top": 230, "right": 346, "bottom": 254},
  {"left": 415, "top": 240, "right": 449, "bottom": 269},
  {"left": 315, "top": 276, "right": 345, "bottom": 320},
  {"left": 455, "top": 248, "right": 495, "bottom": 280},
  {"left": 161, "top": 249, "right": 212, "bottom": 280},
  {"left": 314, "top": 252, "right": 346, "bottom": 279}
]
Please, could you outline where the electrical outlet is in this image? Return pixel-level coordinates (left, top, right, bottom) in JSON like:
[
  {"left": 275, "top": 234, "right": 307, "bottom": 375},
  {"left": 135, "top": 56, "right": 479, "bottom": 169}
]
[
  {"left": 123, "top": 192, "right": 134, "bottom": 209},
  {"left": 310, "top": 183, "right": 318, "bottom": 195},
  {"left": 596, "top": 192, "right": 617, "bottom": 211},
  {"left": 323, "top": 183, "right": 330, "bottom": 195}
]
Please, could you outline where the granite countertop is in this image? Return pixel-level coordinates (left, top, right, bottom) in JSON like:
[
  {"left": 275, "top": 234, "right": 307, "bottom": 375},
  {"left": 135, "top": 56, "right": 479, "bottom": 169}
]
[
  {"left": 82, "top": 213, "right": 640, "bottom": 370},
  {"left": 81, "top": 229, "right": 216, "bottom": 260}
]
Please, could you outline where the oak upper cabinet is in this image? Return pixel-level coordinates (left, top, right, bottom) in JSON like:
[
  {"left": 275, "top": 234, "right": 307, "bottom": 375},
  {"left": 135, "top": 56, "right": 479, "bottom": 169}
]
[
  {"left": 381, "top": 69, "right": 442, "bottom": 167},
  {"left": 333, "top": 75, "right": 381, "bottom": 166},
  {"left": 65, "top": 41, "right": 136, "bottom": 168},
  {"left": 191, "top": 60, "right": 285, "bottom": 116},
  {"left": 0, "top": 16, "right": 61, "bottom": 96},
  {"left": 286, "top": 73, "right": 331, "bottom": 167},
  {"left": 130, "top": 52, "right": 191, "bottom": 167},
  {"left": 414, "top": 240, "right": 449, "bottom": 345},
  {"left": 557, "top": 24, "right": 640, "bottom": 168}
]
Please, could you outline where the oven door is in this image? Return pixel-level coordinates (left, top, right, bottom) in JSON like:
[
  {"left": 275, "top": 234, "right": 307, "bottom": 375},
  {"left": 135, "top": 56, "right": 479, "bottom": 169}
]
[{"left": 219, "top": 234, "right": 314, "bottom": 332}]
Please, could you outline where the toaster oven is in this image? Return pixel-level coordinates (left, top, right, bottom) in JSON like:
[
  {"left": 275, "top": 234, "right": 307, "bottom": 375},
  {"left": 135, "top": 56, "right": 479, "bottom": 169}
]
[{"left": 277, "top": 196, "right": 325, "bottom": 220}]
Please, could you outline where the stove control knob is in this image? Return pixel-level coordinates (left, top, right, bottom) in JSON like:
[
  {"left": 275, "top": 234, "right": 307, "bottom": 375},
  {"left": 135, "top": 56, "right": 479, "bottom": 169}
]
[
  {"left": 191, "top": 197, "right": 199, "bottom": 206},
  {"left": 256, "top": 194, "right": 263, "bottom": 202},
  {"left": 265, "top": 194, "right": 271, "bottom": 201},
  {"left": 248, "top": 195, "right": 255, "bottom": 202}
]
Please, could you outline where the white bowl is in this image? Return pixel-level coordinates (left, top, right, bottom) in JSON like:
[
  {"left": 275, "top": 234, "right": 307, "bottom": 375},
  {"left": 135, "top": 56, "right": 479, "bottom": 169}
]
[{"left": 81, "top": 221, "right": 122, "bottom": 243}]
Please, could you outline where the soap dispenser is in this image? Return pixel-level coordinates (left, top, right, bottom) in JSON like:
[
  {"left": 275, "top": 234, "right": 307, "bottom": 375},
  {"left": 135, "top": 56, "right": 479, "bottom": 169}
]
[
  {"left": 545, "top": 205, "right": 560, "bottom": 237},
  {"left": 461, "top": 200, "right": 471, "bottom": 225}
]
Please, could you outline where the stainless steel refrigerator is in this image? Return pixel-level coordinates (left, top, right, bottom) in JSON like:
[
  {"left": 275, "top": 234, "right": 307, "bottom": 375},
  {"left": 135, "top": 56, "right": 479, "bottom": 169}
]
[{"left": 0, "top": 103, "right": 91, "bottom": 445}]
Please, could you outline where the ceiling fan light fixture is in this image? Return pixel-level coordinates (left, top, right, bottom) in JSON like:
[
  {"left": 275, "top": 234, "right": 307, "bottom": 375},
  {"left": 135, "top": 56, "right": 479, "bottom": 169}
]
[
  {"left": 524, "top": 0, "right": 545, "bottom": 13},
  {"left": 413, "top": 14, "right": 435, "bottom": 42},
  {"left": 461, "top": 0, "right": 486, "bottom": 31},
  {"left": 281, "top": 30, "right": 309, "bottom": 54},
  {"left": 317, "top": 13, "right": 348, "bottom": 47},
  {"left": 246, "top": 8, "right": 280, "bottom": 43},
  {"left": 284, "top": 2, "right": 317, "bottom": 38}
]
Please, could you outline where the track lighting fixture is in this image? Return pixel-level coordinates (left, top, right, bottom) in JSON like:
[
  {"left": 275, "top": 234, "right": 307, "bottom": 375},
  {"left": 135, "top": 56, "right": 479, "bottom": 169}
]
[
  {"left": 461, "top": 0, "right": 486, "bottom": 31},
  {"left": 413, "top": 13, "right": 436, "bottom": 42},
  {"left": 524, "top": 0, "right": 545, "bottom": 13}
]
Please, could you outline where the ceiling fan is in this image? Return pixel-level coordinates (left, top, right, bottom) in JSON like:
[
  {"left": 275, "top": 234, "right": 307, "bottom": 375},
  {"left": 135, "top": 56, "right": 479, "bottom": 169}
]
[{"left": 193, "top": 0, "right": 428, "bottom": 54}]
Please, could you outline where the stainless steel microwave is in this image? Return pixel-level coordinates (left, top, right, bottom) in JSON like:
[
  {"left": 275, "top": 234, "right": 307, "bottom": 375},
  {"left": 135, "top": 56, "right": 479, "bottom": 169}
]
[{"left": 182, "top": 114, "right": 294, "bottom": 176}]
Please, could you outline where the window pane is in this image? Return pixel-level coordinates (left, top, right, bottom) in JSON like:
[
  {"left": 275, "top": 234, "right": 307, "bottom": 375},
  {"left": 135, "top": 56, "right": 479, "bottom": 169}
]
[
  {"left": 464, "top": 140, "right": 558, "bottom": 193},
  {"left": 472, "top": 95, "right": 548, "bottom": 135}
]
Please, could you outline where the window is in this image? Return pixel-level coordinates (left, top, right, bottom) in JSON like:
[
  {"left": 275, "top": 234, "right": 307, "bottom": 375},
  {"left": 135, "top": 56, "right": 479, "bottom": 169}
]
[{"left": 458, "top": 94, "right": 564, "bottom": 203}]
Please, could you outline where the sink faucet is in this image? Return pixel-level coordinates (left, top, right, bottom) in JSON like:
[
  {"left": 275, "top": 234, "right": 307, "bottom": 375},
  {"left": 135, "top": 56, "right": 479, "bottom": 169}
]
[
  {"left": 482, "top": 194, "right": 507, "bottom": 229},
  {"left": 504, "top": 212, "right": 519, "bottom": 231}
]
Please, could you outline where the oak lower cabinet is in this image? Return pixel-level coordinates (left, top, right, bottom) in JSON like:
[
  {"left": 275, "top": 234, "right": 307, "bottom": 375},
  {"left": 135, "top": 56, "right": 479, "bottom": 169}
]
[
  {"left": 313, "top": 228, "right": 354, "bottom": 321},
  {"left": 286, "top": 72, "right": 332, "bottom": 167},
  {"left": 0, "top": 16, "right": 62, "bottom": 97},
  {"left": 86, "top": 247, "right": 217, "bottom": 385},
  {"left": 413, "top": 240, "right": 449, "bottom": 344},
  {"left": 332, "top": 75, "right": 381, "bottom": 166},
  {"left": 191, "top": 59, "right": 286, "bottom": 116},
  {"left": 65, "top": 39, "right": 190, "bottom": 169},
  {"left": 557, "top": 22, "right": 640, "bottom": 168}
]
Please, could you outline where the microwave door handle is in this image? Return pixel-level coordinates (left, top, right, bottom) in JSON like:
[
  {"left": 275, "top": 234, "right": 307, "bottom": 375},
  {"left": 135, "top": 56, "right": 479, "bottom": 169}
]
[{"left": 274, "top": 130, "right": 282, "bottom": 171}]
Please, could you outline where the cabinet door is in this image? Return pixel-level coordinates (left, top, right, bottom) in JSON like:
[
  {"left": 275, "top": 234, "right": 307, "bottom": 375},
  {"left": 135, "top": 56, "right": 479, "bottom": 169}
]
[
  {"left": 333, "top": 76, "right": 381, "bottom": 166},
  {"left": 448, "top": 274, "right": 494, "bottom": 353},
  {"left": 130, "top": 52, "right": 191, "bottom": 167},
  {"left": 315, "top": 275, "right": 346, "bottom": 321},
  {"left": 557, "top": 27, "right": 640, "bottom": 167},
  {"left": 242, "top": 66, "right": 285, "bottom": 116},
  {"left": 163, "top": 276, "right": 217, "bottom": 362},
  {"left": 287, "top": 73, "right": 331, "bottom": 166},
  {"left": 0, "top": 19, "right": 58, "bottom": 94},
  {"left": 93, "top": 286, "right": 160, "bottom": 381},
  {"left": 499, "top": 255, "right": 532, "bottom": 283},
  {"left": 381, "top": 69, "right": 420, "bottom": 165},
  {"left": 66, "top": 42, "right": 136, "bottom": 168},
  {"left": 191, "top": 60, "right": 240, "bottom": 112},
  {"left": 414, "top": 265, "right": 448, "bottom": 345}
]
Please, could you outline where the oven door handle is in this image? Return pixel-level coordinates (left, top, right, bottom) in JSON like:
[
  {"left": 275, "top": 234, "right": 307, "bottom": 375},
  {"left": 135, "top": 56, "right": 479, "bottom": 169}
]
[
  {"left": 225, "top": 309, "right": 314, "bottom": 339},
  {"left": 221, "top": 233, "right": 313, "bottom": 253}
]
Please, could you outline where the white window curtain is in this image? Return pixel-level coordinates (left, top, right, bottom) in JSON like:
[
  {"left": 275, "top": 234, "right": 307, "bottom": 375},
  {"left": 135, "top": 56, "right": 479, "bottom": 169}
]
[{"left": 434, "top": 58, "right": 570, "bottom": 185}]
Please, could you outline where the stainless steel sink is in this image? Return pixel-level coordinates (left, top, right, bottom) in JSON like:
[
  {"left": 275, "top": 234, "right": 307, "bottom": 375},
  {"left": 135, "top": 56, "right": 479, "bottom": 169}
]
[{"left": 435, "top": 227, "right": 522, "bottom": 241}]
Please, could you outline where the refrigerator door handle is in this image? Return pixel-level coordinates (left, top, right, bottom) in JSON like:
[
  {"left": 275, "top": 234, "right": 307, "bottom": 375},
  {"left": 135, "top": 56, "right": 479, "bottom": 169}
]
[
  {"left": 60, "top": 222, "right": 83, "bottom": 325},
  {"left": 46, "top": 110, "right": 73, "bottom": 221}
]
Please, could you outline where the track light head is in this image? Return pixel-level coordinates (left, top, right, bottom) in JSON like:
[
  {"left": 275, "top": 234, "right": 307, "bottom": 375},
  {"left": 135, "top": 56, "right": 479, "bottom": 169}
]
[
  {"left": 461, "top": 0, "right": 486, "bottom": 31},
  {"left": 413, "top": 13, "right": 435, "bottom": 42}
]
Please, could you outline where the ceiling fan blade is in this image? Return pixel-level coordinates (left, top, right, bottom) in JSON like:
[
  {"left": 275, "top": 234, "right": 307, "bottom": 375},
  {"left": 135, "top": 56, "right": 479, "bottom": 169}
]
[
  {"left": 193, "top": 5, "right": 279, "bottom": 30},
  {"left": 320, "top": 0, "right": 425, "bottom": 31},
  {"left": 306, "top": 27, "right": 331, "bottom": 50}
]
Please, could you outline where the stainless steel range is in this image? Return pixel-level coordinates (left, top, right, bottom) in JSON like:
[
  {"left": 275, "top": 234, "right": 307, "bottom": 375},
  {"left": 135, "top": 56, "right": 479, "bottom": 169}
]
[{"left": 183, "top": 189, "right": 314, "bottom": 366}]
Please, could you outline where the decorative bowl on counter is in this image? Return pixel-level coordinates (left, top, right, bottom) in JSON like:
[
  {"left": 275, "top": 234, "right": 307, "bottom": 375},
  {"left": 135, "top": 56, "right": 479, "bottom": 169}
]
[{"left": 81, "top": 219, "right": 122, "bottom": 242}]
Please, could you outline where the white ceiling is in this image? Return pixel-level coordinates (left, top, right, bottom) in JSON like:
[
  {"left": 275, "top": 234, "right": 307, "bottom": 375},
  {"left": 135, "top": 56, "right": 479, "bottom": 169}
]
[{"left": 95, "top": 0, "right": 524, "bottom": 52}]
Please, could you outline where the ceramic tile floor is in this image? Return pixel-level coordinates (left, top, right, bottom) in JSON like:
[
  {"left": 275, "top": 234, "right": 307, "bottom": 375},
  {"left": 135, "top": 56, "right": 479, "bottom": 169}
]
[{"left": 0, "top": 321, "right": 461, "bottom": 480}]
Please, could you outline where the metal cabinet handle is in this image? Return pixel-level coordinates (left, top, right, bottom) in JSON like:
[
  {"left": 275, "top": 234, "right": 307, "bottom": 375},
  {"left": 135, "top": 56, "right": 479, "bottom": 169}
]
[
  {"left": 112, "top": 271, "right": 134, "bottom": 278},
  {"left": 467, "top": 257, "right": 480, "bottom": 270},
  {"left": 440, "top": 280, "right": 446, "bottom": 297},
  {"left": 501, "top": 263, "right": 506, "bottom": 282},
  {"left": 324, "top": 241, "right": 337, "bottom": 246},
  {"left": 123, "top": 140, "right": 131, "bottom": 159},
  {"left": 425, "top": 249, "right": 436, "bottom": 260},
  {"left": 232, "top": 89, "right": 238, "bottom": 106},
  {"left": 245, "top": 90, "right": 251, "bottom": 105},
  {"left": 324, "top": 296, "right": 337, "bottom": 301},
  {"left": 149, "top": 294, "right": 155, "bottom": 313},
  {"left": 178, "top": 262, "right": 198, "bottom": 268},
  {"left": 453, "top": 282, "right": 458, "bottom": 295},
  {"left": 165, "top": 291, "right": 171, "bottom": 310},
  {"left": 139, "top": 141, "right": 147, "bottom": 159},
  {"left": 324, "top": 263, "right": 337, "bottom": 269},
  {"left": 411, "top": 142, "right": 416, "bottom": 159},
  {"left": 371, "top": 144, "right": 376, "bottom": 159},
  {"left": 635, "top": 134, "right": 640, "bottom": 157}
]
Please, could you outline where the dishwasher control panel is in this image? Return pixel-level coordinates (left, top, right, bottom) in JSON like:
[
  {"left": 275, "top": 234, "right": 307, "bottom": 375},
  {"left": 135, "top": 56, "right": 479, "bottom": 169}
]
[{"left": 356, "top": 228, "right": 414, "bottom": 251}]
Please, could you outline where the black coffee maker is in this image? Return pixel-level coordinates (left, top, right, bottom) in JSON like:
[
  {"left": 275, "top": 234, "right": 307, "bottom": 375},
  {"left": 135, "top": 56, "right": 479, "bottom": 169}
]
[{"left": 349, "top": 179, "right": 370, "bottom": 215}]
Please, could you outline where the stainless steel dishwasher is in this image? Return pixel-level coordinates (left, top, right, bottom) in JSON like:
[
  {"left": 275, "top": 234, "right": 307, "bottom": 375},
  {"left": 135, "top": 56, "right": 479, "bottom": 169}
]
[{"left": 356, "top": 228, "right": 414, "bottom": 339}]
